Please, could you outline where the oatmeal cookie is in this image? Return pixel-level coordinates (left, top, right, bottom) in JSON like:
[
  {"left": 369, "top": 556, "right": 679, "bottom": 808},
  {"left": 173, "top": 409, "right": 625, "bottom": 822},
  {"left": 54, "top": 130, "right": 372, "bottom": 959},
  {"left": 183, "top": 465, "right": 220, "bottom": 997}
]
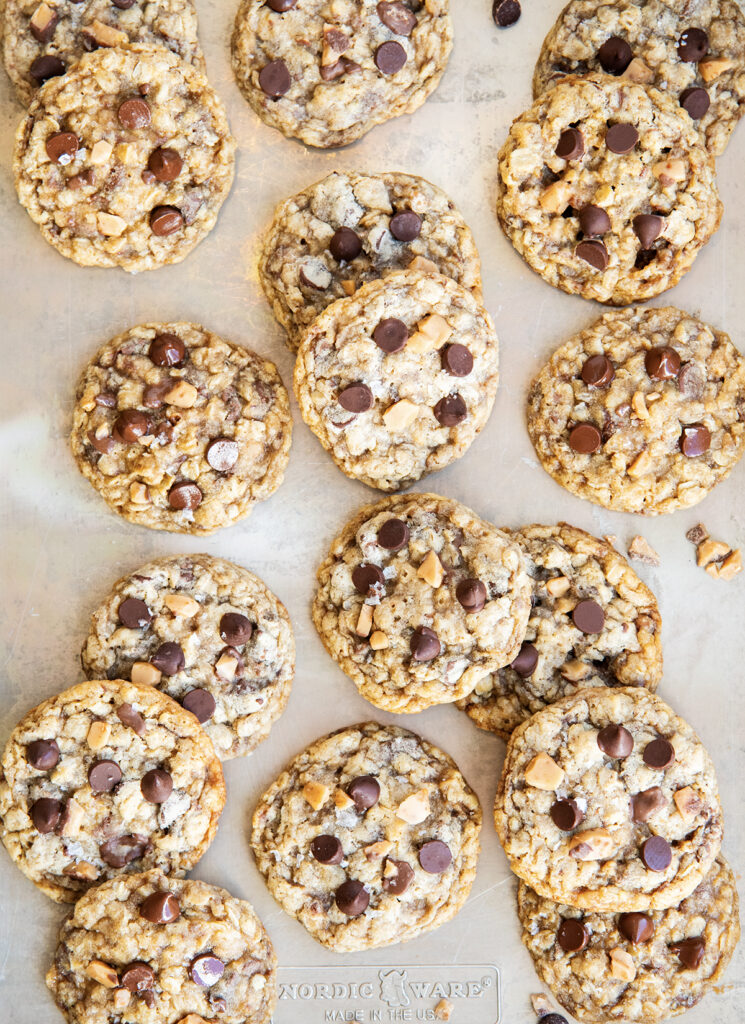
[
  {"left": 70, "top": 322, "right": 292, "bottom": 535},
  {"left": 0, "top": 679, "right": 225, "bottom": 903},
  {"left": 459, "top": 524, "right": 663, "bottom": 739},
  {"left": 494, "top": 687, "right": 723, "bottom": 911},
  {"left": 517, "top": 855, "right": 740, "bottom": 1022},
  {"left": 250, "top": 722, "right": 481, "bottom": 952},
  {"left": 230, "top": 0, "right": 452, "bottom": 149},
  {"left": 533, "top": 0, "right": 745, "bottom": 156},
  {"left": 259, "top": 170, "right": 482, "bottom": 351},
  {"left": 14, "top": 44, "right": 235, "bottom": 272},
  {"left": 81, "top": 555, "right": 294, "bottom": 760},
  {"left": 47, "top": 870, "right": 276, "bottom": 1024},
  {"left": 294, "top": 270, "right": 499, "bottom": 491},
  {"left": 527, "top": 307, "right": 745, "bottom": 515},
  {"left": 312, "top": 493, "right": 531, "bottom": 713},
  {"left": 496, "top": 73, "right": 721, "bottom": 305}
]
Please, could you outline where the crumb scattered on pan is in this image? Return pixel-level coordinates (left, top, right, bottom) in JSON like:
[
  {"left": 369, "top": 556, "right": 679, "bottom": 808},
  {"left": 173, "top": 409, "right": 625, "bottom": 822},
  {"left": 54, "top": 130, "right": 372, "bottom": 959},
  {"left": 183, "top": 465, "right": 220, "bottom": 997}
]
[
  {"left": 531, "top": 992, "right": 554, "bottom": 1016},
  {"left": 686, "top": 523, "right": 709, "bottom": 545},
  {"left": 685, "top": 524, "right": 742, "bottom": 580},
  {"left": 434, "top": 998, "right": 453, "bottom": 1020},
  {"left": 627, "top": 535, "right": 660, "bottom": 566}
]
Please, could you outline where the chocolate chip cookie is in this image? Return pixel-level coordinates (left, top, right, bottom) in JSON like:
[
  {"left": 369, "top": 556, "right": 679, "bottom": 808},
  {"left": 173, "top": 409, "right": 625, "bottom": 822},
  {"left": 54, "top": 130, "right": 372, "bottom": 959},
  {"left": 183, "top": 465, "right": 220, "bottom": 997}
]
[
  {"left": 14, "top": 44, "right": 235, "bottom": 271},
  {"left": 47, "top": 870, "right": 276, "bottom": 1024},
  {"left": 3, "top": 0, "right": 204, "bottom": 107},
  {"left": 494, "top": 687, "right": 723, "bottom": 912},
  {"left": 70, "top": 322, "right": 292, "bottom": 534},
  {"left": 258, "top": 170, "right": 482, "bottom": 352},
  {"left": 0, "top": 679, "right": 225, "bottom": 903},
  {"left": 81, "top": 555, "right": 294, "bottom": 760},
  {"left": 533, "top": 0, "right": 745, "bottom": 156},
  {"left": 313, "top": 493, "right": 531, "bottom": 713},
  {"left": 517, "top": 854, "right": 740, "bottom": 1022},
  {"left": 294, "top": 270, "right": 499, "bottom": 491},
  {"left": 459, "top": 524, "right": 663, "bottom": 739},
  {"left": 527, "top": 307, "right": 745, "bottom": 515},
  {"left": 231, "top": 0, "right": 453, "bottom": 148},
  {"left": 497, "top": 73, "right": 721, "bottom": 305},
  {"left": 251, "top": 722, "right": 481, "bottom": 952}
]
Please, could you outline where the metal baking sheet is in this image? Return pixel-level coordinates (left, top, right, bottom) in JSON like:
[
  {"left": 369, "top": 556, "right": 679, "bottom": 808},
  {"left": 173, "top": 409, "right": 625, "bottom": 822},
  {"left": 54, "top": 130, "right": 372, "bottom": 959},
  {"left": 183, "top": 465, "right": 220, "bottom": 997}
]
[{"left": 1, "top": 0, "right": 743, "bottom": 1021}]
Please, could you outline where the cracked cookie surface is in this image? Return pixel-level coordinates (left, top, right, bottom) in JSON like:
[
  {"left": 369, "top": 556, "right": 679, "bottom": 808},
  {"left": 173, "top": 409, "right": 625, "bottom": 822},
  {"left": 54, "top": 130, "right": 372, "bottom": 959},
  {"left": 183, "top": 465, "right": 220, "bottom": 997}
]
[
  {"left": 497, "top": 73, "right": 721, "bottom": 305},
  {"left": 70, "top": 322, "right": 292, "bottom": 534},
  {"left": 312, "top": 493, "right": 530, "bottom": 713},
  {"left": 0, "top": 680, "right": 225, "bottom": 903},
  {"left": 47, "top": 869, "right": 276, "bottom": 1024},
  {"left": 251, "top": 722, "right": 481, "bottom": 952},
  {"left": 294, "top": 270, "right": 499, "bottom": 491},
  {"left": 527, "top": 307, "right": 745, "bottom": 515},
  {"left": 81, "top": 555, "right": 294, "bottom": 760},
  {"left": 459, "top": 524, "right": 662, "bottom": 739},
  {"left": 14, "top": 45, "right": 235, "bottom": 271},
  {"left": 231, "top": 0, "right": 452, "bottom": 148},
  {"left": 495, "top": 688, "right": 723, "bottom": 912}
]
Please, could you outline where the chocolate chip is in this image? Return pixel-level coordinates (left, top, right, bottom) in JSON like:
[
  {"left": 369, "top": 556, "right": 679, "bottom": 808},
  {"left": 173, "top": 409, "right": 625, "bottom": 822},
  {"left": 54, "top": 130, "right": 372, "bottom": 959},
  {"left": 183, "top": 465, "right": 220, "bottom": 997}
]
[
  {"left": 320, "top": 56, "right": 361, "bottom": 81},
  {"left": 94, "top": 392, "right": 117, "bottom": 408},
  {"left": 511, "top": 642, "right": 538, "bottom": 677},
  {"left": 118, "top": 98, "right": 151, "bottom": 129},
  {"left": 606, "top": 123, "right": 639, "bottom": 154},
  {"left": 557, "top": 918, "right": 589, "bottom": 952},
  {"left": 418, "top": 840, "right": 451, "bottom": 873},
  {"left": 219, "top": 613, "right": 252, "bottom": 647},
  {"left": 29, "top": 55, "right": 65, "bottom": 83},
  {"left": 329, "top": 227, "right": 362, "bottom": 262},
  {"left": 310, "top": 835, "right": 343, "bottom": 864},
  {"left": 352, "top": 563, "right": 385, "bottom": 595},
  {"left": 597, "top": 35, "right": 633, "bottom": 74},
  {"left": 150, "top": 206, "right": 184, "bottom": 236},
  {"left": 182, "top": 688, "right": 215, "bottom": 723},
  {"left": 410, "top": 626, "right": 441, "bottom": 661},
  {"left": 635, "top": 249, "right": 657, "bottom": 270},
  {"left": 645, "top": 346, "right": 681, "bottom": 380},
  {"left": 113, "top": 409, "right": 152, "bottom": 443},
  {"left": 268, "top": 0, "right": 297, "bottom": 8},
  {"left": 633, "top": 214, "right": 664, "bottom": 248},
  {"left": 389, "top": 210, "right": 421, "bottom": 241},
  {"left": 680, "top": 86, "right": 710, "bottom": 119},
  {"left": 670, "top": 936, "right": 705, "bottom": 968},
  {"left": 677, "top": 362, "right": 704, "bottom": 400},
  {"left": 541, "top": 1016, "right": 569, "bottom": 1024},
  {"left": 382, "top": 858, "right": 414, "bottom": 894},
  {"left": 631, "top": 786, "right": 666, "bottom": 823},
  {"left": 373, "top": 318, "right": 408, "bottom": 353},
  {"left": 168, "top": 481, "right": 203, "bottom": 510},
  {"left": 581, "top": 354, "right": 615, "bottom": 387},
  {"left": 641, "top": 835, "right": 672, "bottom": 871},
  {"left": 550, "top": 798, "right": 584, "bottom": 831},
  {"left": 643, "top": 738, "right": 675, "bottom": 769},
  {"left": 118, "top": 597, "right": 152, "bottom": 629},
  {"left": 339, "top": 382, "right": 373, "bottom": 413},
  {"left": 88, "top": 759, "right": 122, "bottom": 792},
  {"left": 572, "top": 599, "right": 605, "bottom": 634},
  {"left": 30, "top": 7, "right": 59, "bottom": 41},
  {"left": 575, "top": 239, "right": 609, "bottom": 271},
  {"left": 117, "top": 702, "right": 146, "bottom": 736},
  {"left": 377, "top": 1, "right": 417, "bottom": 35},
  {"left": 121, "top": 962, "right": 155, "bottom": 993},
  {"left": 46, "top": 131, "right": 78, "bottom": 165},
  {"left": 27, "top": 739, "right": 60, "bottom": 770},
  {"left": 148, "top": 147, "right": 183, "bottom": 182},
  {"left": 140, "top": 890, "right": 181, "bottom": 924},
  {"left": 579, "top": 205, "right": 611, "bottom": 236},
  {"left": 206, "top": 437, "right": 239, "bottom": 473},
  {"left": 375, "top": 40, "right": 407, "bottom": 74},
  {"left": 140, "top": 768, "right": 173, "bottom": 803},
  {"left": 555, "top": 127, "right": 584, "bottom": 159},
  {"left": 597, "top": 724, "right": 633, "bottom": 758},
  {"left": 618, "top": 912, "right": 654, "bottom": 943},
  {"left": 492, "top": 0, "right": 520, "bottom": 27},
  {"left": 190, "top": 955, "right": 225, "bottom": 987},
  {"left": 149, "top": 333, "right": 185, "bottom": 367},
  {"left": 378, "top": 518, "right": 409, "bottom": 550},
  {"left": 88, "top": 429, "right": 115, "bottom": 454},
  {"left": 259, "top": 59, "right": 291, "bottom": 97},
  {"left": 100, "top": 834, "right": 148, "bottom": 867},
  {"left": 678, "top": 28, "right": 709, "bottom": 62},
  {"left": 347, "top": 775, "right": 380, "bottom": 811},
  {"left": 112, "top": 0, "right": 137, "bottom": 7},
  {"left": 679, "top": 422, "right": 711, "bottom": 457},
  {"left": 434, "top": 393, "right": 467, "bottom": 426},
  {"left": 335, "top": 879, "right": 369, "bottom": 916},
  {"left": 151, "top": 642, "right": 185, "bottom": 675},
  {"left": 442, "top": 344, "right": 473, "bottom": 377},
  {"left": 568, "top": 423, "right": 602, "bottom": 453},
  {"left": 30, "top": 797, "right": 63, "bottom": 833},
  {"left": 456, "top": 578, "right": 487, "bottom": 612}
]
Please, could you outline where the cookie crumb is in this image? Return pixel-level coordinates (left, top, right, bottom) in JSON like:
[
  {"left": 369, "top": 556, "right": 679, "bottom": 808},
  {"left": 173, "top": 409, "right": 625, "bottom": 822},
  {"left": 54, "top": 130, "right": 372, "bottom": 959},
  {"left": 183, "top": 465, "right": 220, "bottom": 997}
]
[
  {"left": 603, "top": 534, "right": 620, "bottom": 550},
  {"left": 686, "top": 523, "right": 709, "bottom": 545},
  {"left": 693, "top": 535, "right": 742, "bottom": 580},
  {"left": 434, "top": 998, "right": 453, "bottom": 1020},
  {"left": 531, "top": 992, "right": 553, "bottom": 1016},
  {"left": 627, "top": 535, "right": 660, "bottom": 566}
]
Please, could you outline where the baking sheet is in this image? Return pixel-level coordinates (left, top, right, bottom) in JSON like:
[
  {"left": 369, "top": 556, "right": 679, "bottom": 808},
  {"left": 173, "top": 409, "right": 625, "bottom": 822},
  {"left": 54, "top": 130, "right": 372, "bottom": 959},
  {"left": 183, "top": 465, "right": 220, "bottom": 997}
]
[{"left": 1, "top": 0, "right": 744, "bottom": 1020}]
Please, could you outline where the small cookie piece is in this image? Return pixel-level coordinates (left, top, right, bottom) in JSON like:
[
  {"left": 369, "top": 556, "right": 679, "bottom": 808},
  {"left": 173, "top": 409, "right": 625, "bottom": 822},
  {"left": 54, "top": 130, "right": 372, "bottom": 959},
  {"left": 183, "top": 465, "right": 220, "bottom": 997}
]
[
  {"left": 0, "top": 680, "right": 225, "bottom": 903},
  {"left": 313, "top": 493, "right": 531, "bottom": 713},
  {"left": 81, "top": 555, "right": 294, "bottom": 760},
  {"left": 70, "top": 323, "right": 292, "bottom": 534},
  {"left": 250, "top": 722, "right": 481, "bottom": 951},
  {"left": 14, "top": 45, "right": 235, "bottom": 272},
  {"left": 294, "top": 270, "right": 499, "bottom": 491},
  {"left": 494, "top": 687, "right": 723, "bottom": 911},
  {"left": 459, "top": 524, "right": 662, "bottom": 739},
  {"left": 231, "top": 0, "right": 453, "bottom": 148},
  {"left": 533, "top": 0, "right": 745, "bottom": 156},
  {"left": 258, "top": 170, "right": 482, "bottom": 351},
  {"left": 47, "top": 870, "right": 276, "bottom": 1024},
  {"left": 3, "top": 0, "right": 204, "bottom": 107},
  {"left": 527, "top": 307, "right": 745, "bottom": 515},
  {"left": 497, "top": 73, "right": 721, "bottom": 305},
  {"left": 518, "top": 855, "right": 740, "bottom": 1022}
]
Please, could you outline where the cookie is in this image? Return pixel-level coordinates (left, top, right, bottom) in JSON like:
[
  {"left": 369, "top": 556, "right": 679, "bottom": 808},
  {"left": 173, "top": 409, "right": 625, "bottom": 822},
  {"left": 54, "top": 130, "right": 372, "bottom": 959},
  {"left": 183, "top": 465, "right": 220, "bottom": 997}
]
[
  {"left": 250, "top": 722, "right": 481, "bottom": 952},
  {"left": 494, "top": 687, "right": 723, "bottom": 912},
  {"left": 47, "top": 869, "right": 276, "bottom": 1024},
  {"left": 231, "top": 0, "right": 453, "bottom": 148},
  {"left": 533, "top": 0, "right": 745, "bottom": 156},
  {"left": 258, "top": 170, "right": 482, "bottom": 352},
  {"left": 517, "top": 854, "right": 740, "bottom": 1023},
  {"left": 312, "top": 493, "right": 531, "bottom": 713},
  {"left": 0, "top": 679, "right": 225, "bottom": 903},
  {"left": 3, "top": 0, "right": 204, "bottom": 107},
  {"left": 14, "top": 44, "right": 235, "bottom": 272},
  {"left": 70, "top": 322, "right": 292, "bottom": 535},
  {"left": 294, "top": 270, "right": 499, "bottom": 491},
  {"left": 459, "top": 524, "right": 663, "bottom": 739},
  {"left": 496, "top": 73, "right": 721, "bottom": 306},
  {"left": 80, "top": 555, "right": 294, "bottom": 760},
  {"left": 527, "top": 307, "right": 745, "bottom": 515}
]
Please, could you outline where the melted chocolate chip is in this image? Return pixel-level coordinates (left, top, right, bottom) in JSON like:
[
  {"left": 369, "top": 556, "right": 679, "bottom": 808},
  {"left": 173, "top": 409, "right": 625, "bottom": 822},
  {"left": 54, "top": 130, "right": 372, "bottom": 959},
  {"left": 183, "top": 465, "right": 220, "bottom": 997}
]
[
  {"left": 140, "top": 768, "right": 173, "bottom": 804},
  {"left": 46, "top": 131, "right": 78, "bottom": 164},
  {"left": 597, "top": 724, "right": 633, "bottom": 758},
  {"left": 339, "top": 383, "right": 373, "bottom": 413},
  {"left": 121, "top": 962, "right": 155, "bottom": 994},
  {"left": 378, "top": 518, "right": 409, "bottom": 550},
  {"left": 557, "top": 918, "right": 589, "bottom": 952},
  {"left": 633, "top": 214, "right": 664, "bottom": 248},
  {"left": 645, "top": 346, "right": 681, "bottom": 380},
  {"left": 206, "top": 437, "right": 239, "bottom": 472},
  {"left": 555, "top": 128, "right": 584, "bottom": 159},
  {"left": 418, "top": 839, "right": 451, "bottom": 873},
  {"left": 118, "top": 597, "right": 152, "bottom": 629},
  {"left": 382, "top": 858, "right": 414, "bottom": 894},
  {"left": 220, "top": 613, "right": 252, "bottom": 645},
  {"left": 117, "top": 702, "right": 146, "bottom": 736},
  {"left": 149, "top": 206, "right": 184, "bottom": 236},
  {"left": 442, "top": 344, "right": 473, "bottom": 377},
  {"left": 148, "top": 147, "right": 183, "bottom": 182},
  {"left": 598, "top": 35, "right": 632, "bottom": 74},
  {"left": 29, "top": 55, "right": 65, "bottom": 83},
  {"left": 310, "top": 835, "right": 343, "bottom": 864},
  {"left": 456, "top": 578, "right": 487, "bottom": 612},
  {"left": 568, "top": 422, "right": 602, "bottom": 453},
  {"left": 352, "top": 563, "right": 385, "bottom": 595},
  {"left": 641, "top": 835, "right": 672, "bottom": 871},
  {"left": 581, "top": 354, "right": 615, "bottom": 387},
  {"left": 679, "top": 423, "right": 711, "bottom": 457},
  {"left": 88, "top": 759, "right": 122, "bottom": 792},
  {"left": 433, "top": 393, "right": 467, "bottom": 426},
  {"left": 149, "top": 333, "right": 185, "bottom": 367},
  {"left": 190, "top": 955, "right": 225, "bottom": 987},
  {"left": 151, "top": 642, "right": 185, "bottom": 675},
  {"left": 680, "top": 86, "right": 710, "bottom": 119},
  {"left": 259, "top": 59, "right": 291, "bottom": 97},
  {"left": 678, "top": 27, "right": 709, "bottom": 62},
  {"left": 27, "top": 739, "right": 60, "bottom": 771},
  {"left": 373, "top": 317, "right": 408, "bottom": 353},
  {"left": 118, "top": 98, "right": 151, "bottom": 130},
  {"left": 670, "top": 936, "right": 705, "bottom": 968},
  {"left": 182, "top": 688, "right": 216, "bottom": 723},
  {"left": 329, "top": 227, "right": 362, "bottom": 262},
  {"left": 335, "top": 879, "right": 369, "bottom": 915},
  {"left": 347, "top": 775, "right": 380, "bottom": 811},
  {"left": 30, "top": 797, "right": 63, "bottom": 833},
  {"left": 168, "top": 481, "right": 203, "bottom": 510},
  {"left": 100, "top": 834, "right": 149, "bottom": 867},
  {"left": 631, "top": 786, "right": 666, "bottom": 823},
  {"left": 113, "top": 410, "right": 152, "bottom": 444},
  {"left": 511, "top": 642, "right": 538, "bottom": 677},
  {"left": 410, "top": 626, "right": 441, "bottom": 661},
  {"left": 375, "top": 40, "right": 407, "bottom": 74},
  {"left": 643, "top": 738, "right": 675, "bottom": 770},
  {"left": 140, "top": 890, "right": 180, "bottom": 923},
  {"left": 572, "top": 599, "right": 605, "bottom": 634},
  {"left": 377, "top": 1, "right": 417, "bottom": 35},
  {"left": 389, "top": 210, "right": 421, "bottom": 241},
  {"left": 618, "top": 912, "right": 654, "bottom": 943},
  {"left": 550, "top": 798, "right": 584, "bottom": 831},
  {"left": 606, "top": 123, "right": 639, "bottom": 153}
]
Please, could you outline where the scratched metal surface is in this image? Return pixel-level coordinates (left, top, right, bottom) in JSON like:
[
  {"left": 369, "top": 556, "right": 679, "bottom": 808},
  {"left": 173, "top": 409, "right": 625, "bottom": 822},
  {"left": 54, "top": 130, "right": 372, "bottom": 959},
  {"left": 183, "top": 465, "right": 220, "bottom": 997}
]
[{"left": 0, "top": 0, "right": 744, "bottom": 1021}]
